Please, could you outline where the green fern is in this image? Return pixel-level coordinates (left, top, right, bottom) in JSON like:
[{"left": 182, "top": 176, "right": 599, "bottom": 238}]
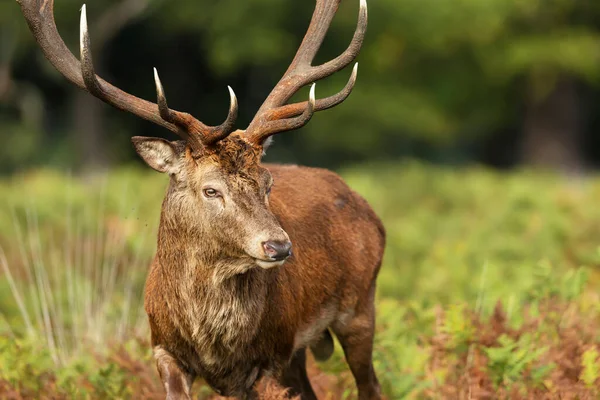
[
  {"left": 580, "top": 347, "right": 600, "bottom": 389},
  {"left": 483, "top": 334, "right": 552, "bottom": 388},
  {"left": 442, "top": 303, "right": 474, "bottom": 353}
]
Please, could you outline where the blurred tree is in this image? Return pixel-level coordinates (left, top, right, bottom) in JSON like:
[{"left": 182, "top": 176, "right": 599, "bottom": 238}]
[
  {"left": 0, "top": 3, "right": 45, "bottom": 172},
  {"left": 1, "top": 0, "right": 600, "bottom": 172},
  {"left": 354, "top": 0, "right": 600, "bottom": 170}
]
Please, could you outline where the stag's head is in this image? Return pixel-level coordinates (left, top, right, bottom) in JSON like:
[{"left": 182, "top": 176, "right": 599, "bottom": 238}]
[
  {"left": 19, "top": 0, "right": 367, "bottom": 268},
  {"left": 133, "top": 132, "right": 290, "bottom": 268}
]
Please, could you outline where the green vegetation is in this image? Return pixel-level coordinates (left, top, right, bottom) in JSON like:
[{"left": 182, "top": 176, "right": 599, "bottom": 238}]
[{"left": 0, "top": 163, "right": 599, "bottom": 398}]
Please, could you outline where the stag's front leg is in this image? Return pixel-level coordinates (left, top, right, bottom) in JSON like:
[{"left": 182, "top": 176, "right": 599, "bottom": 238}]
[
  {"left": 281, "top": 349, "right": 317, "bottom": 400},
  {"left": 241, "top": 389, "right": 259, "bottom": 400},
  {"left": 154, "top": 346, "right": 195, "bottom": 400}
]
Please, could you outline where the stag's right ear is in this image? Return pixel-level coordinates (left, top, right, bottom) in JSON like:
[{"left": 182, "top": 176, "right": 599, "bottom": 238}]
[{"left": 132, "top": 137, "right": 179, "bottom": 174}]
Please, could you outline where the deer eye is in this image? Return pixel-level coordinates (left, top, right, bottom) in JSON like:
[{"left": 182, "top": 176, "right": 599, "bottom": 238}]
[
  {"left": 266, "top": 186, "right": 272, "bottom": 196},
  {"left": 203, "top": 188, "right": 220, "bottom": 198}
]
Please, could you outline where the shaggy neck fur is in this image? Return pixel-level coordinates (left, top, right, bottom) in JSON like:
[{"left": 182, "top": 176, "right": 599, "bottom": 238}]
[
  {"left": 155, "top": 136, "right": 273, "bottom": 361},
  {"left": 156, "top": 220, "right": 272, "bottom": 362}
]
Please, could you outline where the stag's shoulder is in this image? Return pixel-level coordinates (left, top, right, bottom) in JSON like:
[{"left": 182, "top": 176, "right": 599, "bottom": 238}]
[
  {"left": 265, "top": 163, "right": 385, "bottom": 239},
  {"left": 265, "top": 163, "right": 350, "bottom": 192}
]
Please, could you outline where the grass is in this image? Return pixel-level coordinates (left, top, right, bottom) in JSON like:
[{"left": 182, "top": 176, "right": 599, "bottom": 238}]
[{"left": 0, "top": 161, "right": 598, "bottom": 398}]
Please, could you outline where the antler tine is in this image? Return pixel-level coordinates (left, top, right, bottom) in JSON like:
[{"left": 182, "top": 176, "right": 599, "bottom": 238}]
[
  {"left": 287, "top": 0, "right": 340, "bottom": 71},
  {"left": 259, "top": 84, "right": 317, "bottom": 139},
  {"left": 152, "top": 67, "right": 203, "bottom": 153},
  {"left": 205, "top": 86, "right": 239, "bottom": 145},
  {"left": 153, "top": 68, "right": 238, "bottom": 148},
  {"left": 79, "top": 5, "right": 103, "bottom": 98},
  {"left": 153, "top": 67, "right": 172, "bottom": 122},
  {"left": 20, "top": 0, "right": 237, "bottom": 152},
  {"left": 266, "top": 63, "right": 358, "bottom": 122},
  {"left": 308, "top": 0, "right": 367, "bottom": 81},
  {"left": 244, "top": 0, "right": 367, "bottom": 145}
]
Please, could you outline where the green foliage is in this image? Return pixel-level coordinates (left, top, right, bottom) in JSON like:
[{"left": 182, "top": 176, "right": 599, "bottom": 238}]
[
  {"left": 87, "top": 363, "right": 132, "bottom": 399},
  {"left": 372, "top": 300, "right": 432, "bottom": 398},
  {"left": 0, "top": 334, "right": 147, "bottom": 398},
  {"left": 483, "top": 333, "right": 552, "bottom": 388},
  {"left": 442, "top": 303, "right": 474, "bottom": 353},
  {"left": 0, "top": 164, "right": 599, "bottom": 398},
  {"left": 341, "top": 162, "right": 600, "bottom": 311},
  {"left": 580, "top": 347, "right": 600, "bottom": 389},
  {"left": 0, "top": 336, "right": 54, "bottom": 392}
]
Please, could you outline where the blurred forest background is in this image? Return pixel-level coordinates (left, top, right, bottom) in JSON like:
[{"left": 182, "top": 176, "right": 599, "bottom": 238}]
[{"left": 2, "top": 0, "right": 600, "bottom": 173}]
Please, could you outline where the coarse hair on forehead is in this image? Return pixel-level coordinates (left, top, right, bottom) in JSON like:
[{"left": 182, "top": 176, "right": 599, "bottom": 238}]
[{"left": 201, "top": 135, "right": 264, "bottom": 181}]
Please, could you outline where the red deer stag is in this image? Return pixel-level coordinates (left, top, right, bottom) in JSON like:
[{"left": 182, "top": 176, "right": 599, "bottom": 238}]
[{"left": 18, "top": 0, "right": 385, "bottom": 398}]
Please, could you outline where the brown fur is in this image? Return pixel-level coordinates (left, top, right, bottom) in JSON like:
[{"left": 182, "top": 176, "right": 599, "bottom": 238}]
[{"left": 137, "top": 133, "right": 385, "bottom": 400}]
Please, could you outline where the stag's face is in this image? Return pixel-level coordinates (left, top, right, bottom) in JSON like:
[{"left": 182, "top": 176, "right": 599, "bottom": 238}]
[{"left": 132, "top": 134, "right": 291, "bottom": 269}]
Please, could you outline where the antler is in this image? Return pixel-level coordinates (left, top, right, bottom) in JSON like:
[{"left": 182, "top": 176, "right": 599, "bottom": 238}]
[
  {"left": 244, "top": 0, "right": 367, "bottom": 145},
  {"left": 18, "top": 0, "right": 237, "bottom": 152}
]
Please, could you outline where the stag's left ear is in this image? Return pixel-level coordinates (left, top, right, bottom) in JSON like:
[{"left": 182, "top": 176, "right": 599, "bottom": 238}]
[
  {"left": 261, "top": 137, "right": 274, "bottom": 154},
  {"left": 132, "top": 136, "right": 179, "bottom": 174}
]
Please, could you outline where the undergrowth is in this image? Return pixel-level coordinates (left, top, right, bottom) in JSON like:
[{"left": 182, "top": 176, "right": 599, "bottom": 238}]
[{"left": 0, "top": 162, "right": 598, "bottom": 398}]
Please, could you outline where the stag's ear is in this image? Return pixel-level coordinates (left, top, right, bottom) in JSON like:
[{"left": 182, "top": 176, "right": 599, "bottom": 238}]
[
  {"left": 132, "top": 137, "right": 179, "bottom": 174},
  {"left": 261, "top": 137, "right": 274, "bottom": 154}
]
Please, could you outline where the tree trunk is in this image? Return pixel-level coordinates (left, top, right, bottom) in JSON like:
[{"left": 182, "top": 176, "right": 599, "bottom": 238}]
[
  {"left": 521, "top": 76, "right": 584, "bottom": 173},
  {"left": 72, "top": 89, "right": 108, "bottom": 171}
]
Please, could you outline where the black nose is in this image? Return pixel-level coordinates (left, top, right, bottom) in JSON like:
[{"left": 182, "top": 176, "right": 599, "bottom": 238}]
[{"left": 262, "top": 240, "right": 292, "bottom": 261}]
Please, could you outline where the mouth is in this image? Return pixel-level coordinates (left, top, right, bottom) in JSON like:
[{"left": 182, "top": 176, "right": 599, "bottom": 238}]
[{"left": 254, "top": 258, "right": 286, "bottom": 269}]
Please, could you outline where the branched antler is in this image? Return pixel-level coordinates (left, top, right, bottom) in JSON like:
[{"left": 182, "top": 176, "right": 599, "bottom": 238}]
[
  {"left": 243, "top": 0, "right": 367, "bottom": 145},
  {"left": 19, "top": 0, "right": 366, "bottom": 150},
  {"left": 18, "top": 0, "right": 238, "bottom": 152}
]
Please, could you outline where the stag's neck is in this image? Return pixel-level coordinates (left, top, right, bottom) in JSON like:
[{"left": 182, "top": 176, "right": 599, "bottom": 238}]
[
  {"left": 156, "top": 224, "right": 273, "bottom": 353},
  {"left": 156, "top": 221, "right": 259, "bottom": 282}
]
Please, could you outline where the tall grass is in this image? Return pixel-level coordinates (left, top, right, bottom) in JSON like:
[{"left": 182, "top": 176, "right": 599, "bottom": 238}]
[{"left": 0, "top": 171, "right": 157, "bottom": 365}]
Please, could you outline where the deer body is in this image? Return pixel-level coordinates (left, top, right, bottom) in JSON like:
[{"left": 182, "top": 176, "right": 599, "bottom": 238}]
[
  {"left": 21, "top": 0, "right": 383, "bottom": 397},
  {"left": 146, "top": 158, "right": 384, "bottom": 397}
]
